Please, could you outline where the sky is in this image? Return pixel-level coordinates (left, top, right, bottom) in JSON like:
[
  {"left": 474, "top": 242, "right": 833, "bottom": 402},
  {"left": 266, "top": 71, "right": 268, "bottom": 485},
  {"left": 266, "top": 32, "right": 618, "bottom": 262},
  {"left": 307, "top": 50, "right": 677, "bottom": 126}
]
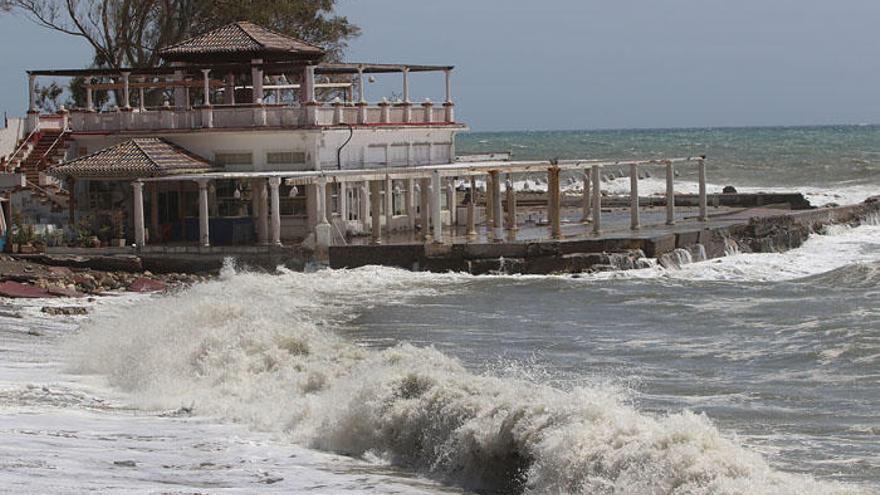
[{"left": 2, "top": 0, "right": 880, "bottom": 131}]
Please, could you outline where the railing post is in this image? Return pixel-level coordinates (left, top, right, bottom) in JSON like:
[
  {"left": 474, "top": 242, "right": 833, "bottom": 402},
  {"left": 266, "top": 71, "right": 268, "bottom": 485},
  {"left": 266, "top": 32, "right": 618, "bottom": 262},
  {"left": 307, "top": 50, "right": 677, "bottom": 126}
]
[
  {"left": 666, "top": 161, "right": 675, "bottom": 225},
  {"left": 379, "top": 97, "right": 391, "bottom": 123},
  {"left": 422, "top": 99, "right": 434, "bottom": 123},
  {"left": 630, "top": 163, "right": 640, "bottom": 230},
  {"left": 698, "top": 157, "right": 708, "bottom": 221},
  {"left": 332, "top": 98, "right": 344, "bottom": 124},
  {"left": 591, "top": 165, "right": 602, "bottom": 235}
]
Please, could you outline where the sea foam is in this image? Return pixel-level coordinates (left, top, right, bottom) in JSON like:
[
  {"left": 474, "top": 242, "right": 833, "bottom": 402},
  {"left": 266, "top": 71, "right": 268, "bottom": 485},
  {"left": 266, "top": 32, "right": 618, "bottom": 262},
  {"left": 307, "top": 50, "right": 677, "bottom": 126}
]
[{"left": 66, "top": 265, "right": 867, "bottom": 494}]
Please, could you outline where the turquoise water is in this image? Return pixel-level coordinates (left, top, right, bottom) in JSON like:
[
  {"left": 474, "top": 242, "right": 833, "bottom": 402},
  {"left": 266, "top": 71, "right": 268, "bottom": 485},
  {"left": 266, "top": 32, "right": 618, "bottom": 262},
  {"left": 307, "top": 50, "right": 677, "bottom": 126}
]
[{"left": 457, "top": 126, "right": 880, "bottom": 190}]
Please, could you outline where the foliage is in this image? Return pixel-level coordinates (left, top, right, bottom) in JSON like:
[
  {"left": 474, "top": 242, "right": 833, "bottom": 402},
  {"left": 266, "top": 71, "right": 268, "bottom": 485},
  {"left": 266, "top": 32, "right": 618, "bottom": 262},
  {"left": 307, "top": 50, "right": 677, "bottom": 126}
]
[
  {"left": 35, "top": 81, "right": 64, "bottom": 112},
  {"left": 9, "top": 212, "right": 34, "bottom": 245},
  {"left": 5, "top": 0, "right": 359, "bottom": 69}
]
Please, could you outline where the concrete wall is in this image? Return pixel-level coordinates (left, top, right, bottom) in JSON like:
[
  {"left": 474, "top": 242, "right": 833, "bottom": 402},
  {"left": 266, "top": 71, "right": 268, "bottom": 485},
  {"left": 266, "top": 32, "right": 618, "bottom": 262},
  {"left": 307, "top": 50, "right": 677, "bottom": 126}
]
[{"left": 0, "top": 117, "right": 25, "bottom": 162}]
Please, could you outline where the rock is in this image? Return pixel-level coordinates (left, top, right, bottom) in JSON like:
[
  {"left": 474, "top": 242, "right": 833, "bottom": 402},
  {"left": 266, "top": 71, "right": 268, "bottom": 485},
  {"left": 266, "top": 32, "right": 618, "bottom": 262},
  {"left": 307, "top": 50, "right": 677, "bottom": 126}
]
[
  {"left": 0, "top": 281, "right": 54, "bottom": 299},
  {"left": 128, "top": 277, "right": 167, "bottom": 293},
  {"left": 47, "top": 286, "right": 85, "bottom": 298},
  {"left": 47, "top": 266, "right": 74, "bottom": 278},
  {"left": 41, "top": 306, "right": 88, "bottom": 316},
  {"left": 722, "top": 185, "right": 738, "bottom": 194},
  {"left": 113, "top": 460, "right": 137, "bottom": 467},
  {"left": 27, "top": 329, "right": 43, "bottom": 336}
]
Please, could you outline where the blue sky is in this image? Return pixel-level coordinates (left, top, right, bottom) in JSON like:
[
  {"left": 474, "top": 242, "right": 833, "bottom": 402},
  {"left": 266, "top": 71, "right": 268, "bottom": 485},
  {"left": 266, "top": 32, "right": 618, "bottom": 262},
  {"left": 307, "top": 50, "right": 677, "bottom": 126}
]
[{"left": 2, "top": 0, "right": 879, "bottom": 131}]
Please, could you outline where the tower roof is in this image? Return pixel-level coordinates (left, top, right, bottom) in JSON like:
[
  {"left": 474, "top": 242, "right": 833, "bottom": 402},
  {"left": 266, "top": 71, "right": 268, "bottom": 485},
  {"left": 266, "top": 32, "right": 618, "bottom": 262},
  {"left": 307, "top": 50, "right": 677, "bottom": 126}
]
[
  {"left": 159, "top": 21, "right": 326, "bottom": 63},
  {"left": 50, "top": 138, "right": 219, "bottom": 179}
]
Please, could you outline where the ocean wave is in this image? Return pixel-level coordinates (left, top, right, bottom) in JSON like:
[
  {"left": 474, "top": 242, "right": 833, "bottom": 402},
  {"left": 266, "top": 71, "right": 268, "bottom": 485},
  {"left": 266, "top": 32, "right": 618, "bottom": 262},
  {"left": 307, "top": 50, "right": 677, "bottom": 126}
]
[{"left": 65, "top": 267, "right": 865, "bottom": 494}]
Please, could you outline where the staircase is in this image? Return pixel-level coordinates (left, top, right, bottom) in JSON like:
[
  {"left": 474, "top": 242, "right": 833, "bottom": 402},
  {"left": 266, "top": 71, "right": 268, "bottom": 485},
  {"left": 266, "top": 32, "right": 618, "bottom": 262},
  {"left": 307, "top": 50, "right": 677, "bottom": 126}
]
[{"left": 8, "top": 129, "right": 71, "bottom": 213}]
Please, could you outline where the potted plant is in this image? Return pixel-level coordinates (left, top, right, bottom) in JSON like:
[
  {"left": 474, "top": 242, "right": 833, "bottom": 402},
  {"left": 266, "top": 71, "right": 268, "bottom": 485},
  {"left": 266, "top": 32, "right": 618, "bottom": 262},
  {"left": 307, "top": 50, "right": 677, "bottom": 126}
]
[{"left": 111, "top": 211, "right": 126, "bottom": 247}]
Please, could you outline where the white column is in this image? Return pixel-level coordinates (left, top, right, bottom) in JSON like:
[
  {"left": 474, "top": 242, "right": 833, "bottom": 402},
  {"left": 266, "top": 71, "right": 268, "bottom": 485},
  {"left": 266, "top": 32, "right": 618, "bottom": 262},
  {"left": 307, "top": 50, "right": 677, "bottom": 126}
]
[
  {"left": 370, "top": 180, "right": 382, "bottom": 244},
  {"left": 338, "top": 181, "right": 348, "bottom": 221},
  {"left": 431, "top": 170, "right": 443, "bottom": 243},
  {"left": 315, "top": 179, "right": 331, "bottom": 253},
  {"left": 251, "top": 59, "right": 264, "bottom": 103},
  {"left": 581, "top": 169, "right": 591, "bottom": 222},
  {"left": 666, "top": 161, "right": 676, "bottom": 225},
  {"left": 225, "top": 73, "right": 236, "bottom": 105},
  {"left": 402, "top": 67, "right": 410, "bottom": 103},
  {"left": 197, "top": 180, "right": 211, "bottom": 247},
  {"left": 698, "top": 158, "right": 708, "bottom": 221},
  {"left": 358, "top": 65, "right": 366, "bottom": 103},
  {"left": 138, "top": 79, "right": 146, "bottom": 111},
  {"left": 467, "top": 177, "right": 477, "bottom": 239},
  {"left": 27, "top": 74, "right": 37, "bottom": 112},
  {"left": 444, "top": 69, "right": 452, "bottom": 104},
  {"left": 505, "top": 176, "right": 517, "bottom": 238},
  {"left": 359, "top": 181, "right": 370, "bottom": 228},
  {"left": 591, "top": 165, "right": 602, "bottom": 235},
  {"left": 384, "top": 177, "right": 394, "bottom": 236},
  {"left": 490, "top": 170, "right": 503, "bottom": 239},
  {"left": 630, "top": 163, "right": 640, "bottom": 230},
  {"left": 201, "top": 69, "right": 212, "bottom": 105},
  {"left": 252, "top": 179, "right": 268, "bottom": 244},
  {"left": 132, "top": 181, "right": 145, "bottom": 247},
  {"left": 419, "top": 178, "right": 430, "bottom": 241},
  {"left": 121, "top": 72, "right": 131, "bottom": 109},
  {"left": 268, "top": 177, "right": 282, "bottom": 246},
  {"left": 85, "top": 83, "right": 95, "bottom": 112},
  {"left": 446, "top": 179, "right": 456, "bottom": 226},
  {"left": 405, "top": 178, "right": 416, "bottom": 232},
  {"left": 304, "top": 65, "right": 317, "bottom": 104}
]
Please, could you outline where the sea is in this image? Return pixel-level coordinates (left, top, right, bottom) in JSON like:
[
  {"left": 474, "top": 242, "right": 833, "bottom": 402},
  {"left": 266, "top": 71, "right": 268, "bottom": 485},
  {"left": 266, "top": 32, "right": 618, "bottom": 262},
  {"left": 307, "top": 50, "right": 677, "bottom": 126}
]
[{"left": 1, "top": 126, "right": 879, "bottom": 494}]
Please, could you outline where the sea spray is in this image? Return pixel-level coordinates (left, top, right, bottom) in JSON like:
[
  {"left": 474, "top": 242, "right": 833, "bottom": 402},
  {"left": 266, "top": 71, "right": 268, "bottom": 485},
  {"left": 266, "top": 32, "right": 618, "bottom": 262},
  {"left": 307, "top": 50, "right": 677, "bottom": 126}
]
[{"left": 65, "top": 266, "right": 865, "bottom": 494}]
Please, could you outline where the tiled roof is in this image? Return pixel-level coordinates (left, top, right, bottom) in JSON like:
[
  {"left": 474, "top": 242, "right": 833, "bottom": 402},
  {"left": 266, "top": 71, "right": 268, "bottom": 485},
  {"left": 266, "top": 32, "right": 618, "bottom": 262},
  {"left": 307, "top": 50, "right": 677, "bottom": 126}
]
[
  {"left": 160, "top": 21, "right": 325, "bottom": 60},
  {"left": 50, "top": 138, "right": 219, "bottom": 179}
]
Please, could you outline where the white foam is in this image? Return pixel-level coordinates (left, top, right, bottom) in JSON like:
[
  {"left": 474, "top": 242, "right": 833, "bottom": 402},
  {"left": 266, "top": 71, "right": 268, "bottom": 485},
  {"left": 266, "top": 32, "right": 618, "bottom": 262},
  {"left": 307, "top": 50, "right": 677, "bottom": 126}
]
[{"left": 65, "top": 265, "right": 867, "bottom": 494}]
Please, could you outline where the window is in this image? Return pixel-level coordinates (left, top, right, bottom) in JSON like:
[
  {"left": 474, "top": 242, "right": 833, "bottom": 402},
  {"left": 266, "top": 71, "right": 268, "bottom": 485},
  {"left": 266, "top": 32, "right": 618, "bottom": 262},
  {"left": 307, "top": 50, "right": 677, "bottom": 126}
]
[
  {"left": 280, "top": 184, "right": 306, "bottom": 216},
  {"left": 215, "top": 152, "right": 253, "bottom": 167},
  {"left": 267, "top": 151, "right": 306, "bottom": 165}
]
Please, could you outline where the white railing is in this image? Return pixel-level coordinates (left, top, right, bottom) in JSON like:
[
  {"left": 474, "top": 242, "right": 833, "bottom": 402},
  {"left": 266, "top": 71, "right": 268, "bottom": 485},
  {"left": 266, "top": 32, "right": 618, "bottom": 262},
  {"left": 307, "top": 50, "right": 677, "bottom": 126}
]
[{"left": 66, "top": 100, "right": 457, "bottom": 133}]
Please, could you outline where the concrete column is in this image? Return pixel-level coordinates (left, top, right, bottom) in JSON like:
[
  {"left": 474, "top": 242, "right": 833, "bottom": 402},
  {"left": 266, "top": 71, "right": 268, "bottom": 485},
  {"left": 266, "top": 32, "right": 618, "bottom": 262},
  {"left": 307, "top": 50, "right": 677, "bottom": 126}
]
[
  {"left": 225, "top": 73, "right": 236, "bottom": 104},
  {"left": 370, "top": 180, "right": 382, "bottom": 244},
  {"left": 666, "top": 161, "right": 676, "bottom": 225},
  {"left": 505, "top": 176, "right": 517, "bottom": 239},
  {"left": 251, "top": 179, "right": 268, "bottom": 244},
  {"left": 358, "top": 66, "right": 366, "bottom": 103},
  {"left": 315, "top": 179, "right": 331, "bottom": 254},
  {"left": 251, "top": 59, "right": 264, "bottom": 103},
  {"left": 138, "top": 82, "right": 146, "bottom": 112},
  {"left": 28, "top": 73, "right": 39, "bottom": 112},
  {"left": 85, "top": 83, "right": 94, "bottom": 112},
  {"left": 446, "top": 179, "right": 457, "bottom": 226},
  {"left": 591, "top": 165, "right": 602, "bottom": 235},
  {"left": 630, "top": 163, "right": 640, "bottom": 230},
  {"left": 489, "top": 170, "right": 503, "bottom": 239},
  {"left": 467, "top": 177, "right": 477, "bottom": 239},
  {"left": 197, "top": 179, "right": 210, "bottom": 247},
  {"left": 581, "top": 169, "right": 591, "bottom": 222},
  {"left": 201, "top": 69, "right": 212, "bottom": 105},
  {"left": 405, "top": 178, "right": 416, "bottom": 232},
  {"left": 419, "top": 178, "right": 430, "bottom": 241},
  {"left": 485, "top": 173, "right": 494, "bottom": 230},
  {"left": 149, "top": 183, "right": 159, "bottom": 243},
  {"left": 431, "top": 170, "right": 443, "bottom": 243},
  {"left": 268, "top": 177, "right": 282, "bottom": 246},
  {"left": 384, "top": 177, "right": 394, "bottom": 236},
  {"left": 402, "top": 67, "right": 410, "bottom": 103},
  {"left": 444, "top": 69, "right": 453, "bottom": 104},
  {"left": 548, "top": 167, "right": 562, "bottom": 239},
  {"left": 359, "top": 181, "right": 370, "bottom": 228},
  {"left": 304, "top": 65, "right": 317, "bottom": 104},
  {"left": 338, "top": 181, "right": 348, "bottom": 221},
  {"left": 121, "top": 72, "right": 131, "bottom": 110},
  {"left": 698, "top": 158, "right": 708, "bottom": 221},
  {"left": 132, "top": 181, "right": 145, "bottom": 247}
]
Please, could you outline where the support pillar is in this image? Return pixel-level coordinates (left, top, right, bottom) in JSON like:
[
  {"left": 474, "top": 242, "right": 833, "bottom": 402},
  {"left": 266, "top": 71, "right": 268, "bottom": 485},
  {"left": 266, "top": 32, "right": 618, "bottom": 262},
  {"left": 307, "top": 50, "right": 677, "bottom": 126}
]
[
  {"left": 490, "top": 170, "right": 503, "bottom": 240},
  {"left": 581, "top": 169, "right": 591, "bottom": 222},
  {"left": 666, "top": 161, "right": 676, "bottom": 225},
  {"left": 338, "top": 181, "right": 348, "bottom": 221},
  {"left": 359, "top": 181, "right": 370, "bottom": 229},
  {"left": 370, "top": 180, "right": 382, "bottom": 244},
  {"left": 446, "top": 179, "right": 457, "bottom": 226},
  {"left": 630, "top": 163, "right": 640, "bottom": 230},
  {"left": 591, "top": 165, "right": 602, "bottom": 235},
  {"left": 197, "top": 179, "right": 210, "bottom": 247},
  {"left": 405, "top": 178, "right": 416, "bottom": 232},
  {"left": 149, "top": 183, "right": 159, "bottom": 243},
  {"left": 315, "top": 179, "right": 331, "bottom": 256},
  {"left": 121, "top": 72, "right": 131, "bottom": 110},
  {"left": 225, "top": 73, "right": 236, "bottom": 105},
  {"left": 419, "top": 178, "right": 430, "bottom": 241},
  {"left": 132, "top": 181, "right": 145, "bottom": 248},
  {"left": 27, "top": 73, "right": 37, "bottom": 112},
  {"left": 268, "top": 177, "right": 281, "bottom": 246},
  {"left": 698, "top": 158, "right": 708, "bottom": 221},
  {"left": 86, "top": 83, "right": 95, "bottom": 112},
  {"left": 251, "top": 59, "right": 264, "bottom": 103},
  {"left": 505, "top": 175, "right": 517, "bottom": 240},
  {"left": 385, "top": 177, "right": 394, "bottom": 236},
  {"left": 485, "top": 173, "right": 494, "bottom": 231},
  {"left": 548, "top": 167, "right": 562, "bottom": 239},
  {"left": 431, "top": 170, "right": 443, "bottom": 243},
  {"left": 467, "top": 177, "right": 477, "bottom": 239}
]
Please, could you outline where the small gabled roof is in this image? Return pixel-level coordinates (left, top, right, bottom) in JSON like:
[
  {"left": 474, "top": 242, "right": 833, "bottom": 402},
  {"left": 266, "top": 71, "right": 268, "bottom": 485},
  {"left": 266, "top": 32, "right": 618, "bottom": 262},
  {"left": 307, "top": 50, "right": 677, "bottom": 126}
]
[
  {"left": 160, "top": 21, "right": 325, "bottom": 63},
  {"left": 50, "top": 138, "right": 219, "bottom": 179}
]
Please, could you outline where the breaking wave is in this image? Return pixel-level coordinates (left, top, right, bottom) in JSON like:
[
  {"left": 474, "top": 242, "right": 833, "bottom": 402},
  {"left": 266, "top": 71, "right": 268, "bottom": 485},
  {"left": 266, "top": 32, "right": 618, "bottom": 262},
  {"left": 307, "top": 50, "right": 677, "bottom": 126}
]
[{"left": 65, "top": 266, "right": 866, "bottom": 494}]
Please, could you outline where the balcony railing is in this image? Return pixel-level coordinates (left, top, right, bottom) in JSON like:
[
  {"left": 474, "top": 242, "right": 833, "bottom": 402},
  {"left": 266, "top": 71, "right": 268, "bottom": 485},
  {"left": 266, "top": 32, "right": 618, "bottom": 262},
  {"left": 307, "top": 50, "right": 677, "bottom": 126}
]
[{"left": 63, "top": 100, "right": 456, "bottom": 133}]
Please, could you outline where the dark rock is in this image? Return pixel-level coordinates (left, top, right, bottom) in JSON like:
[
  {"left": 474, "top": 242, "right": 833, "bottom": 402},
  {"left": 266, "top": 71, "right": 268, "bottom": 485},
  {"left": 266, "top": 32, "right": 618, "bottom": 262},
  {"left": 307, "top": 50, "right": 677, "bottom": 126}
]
[
  {"left": 0, "top": 281, "right": 54, "bottom": 299},
  {"left": 128, "top": 277, "right": 167, "bottom": 293},
  {"left": 722, "top": 186, "right": 738, "bottom": 194},
  {"left": 41, "top": 306, "right": 88, "bottom": 316}
]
